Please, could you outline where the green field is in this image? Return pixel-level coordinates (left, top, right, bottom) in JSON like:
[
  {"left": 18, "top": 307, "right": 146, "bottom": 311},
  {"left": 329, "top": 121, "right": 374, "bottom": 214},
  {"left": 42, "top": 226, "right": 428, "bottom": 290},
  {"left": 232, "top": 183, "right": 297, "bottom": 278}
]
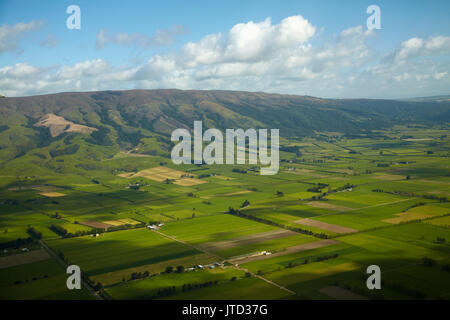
[
  {"left": 1, "top": 124, "right": 450, "bottom": 300},
  {"left": 0, "top": 256, "right": 92, "bottom": 299},
  {"left": 47, "top": 228, "right": 200, "bottom": 276}
]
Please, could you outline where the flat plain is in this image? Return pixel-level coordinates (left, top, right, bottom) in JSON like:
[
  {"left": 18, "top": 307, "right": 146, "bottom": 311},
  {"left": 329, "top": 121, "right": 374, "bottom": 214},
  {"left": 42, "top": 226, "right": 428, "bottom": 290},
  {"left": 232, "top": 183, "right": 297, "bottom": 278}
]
[{"left": 1, "top": 124, "right": 449, "bottom": 300}]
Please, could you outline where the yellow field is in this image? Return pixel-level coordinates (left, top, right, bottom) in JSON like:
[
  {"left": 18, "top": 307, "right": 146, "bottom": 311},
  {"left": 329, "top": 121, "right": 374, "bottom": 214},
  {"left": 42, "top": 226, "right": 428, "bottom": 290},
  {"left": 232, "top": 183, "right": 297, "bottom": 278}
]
[
  {"left": 118, "top": 166, "right": 207, "bottom": 186},
  {"left": 39, "top": 192, "right": 66, "bottom": 197},
  {"left": 373, "top": 174, "right": 406, "bottom": 181},
  {"left": 102, "top": 218, "right": 140, "bottom": 226},
  {"left": 223, "top": 190, "right": 252, "bottom": 196},
  {"left": 383, "top": 212, "right": 431, "bottom": 224},
  {"left": 135, "top": 166, "right": 187, "bottom": 181},
  {"left": 173, "top": 178, "right": 207, "bottom": 186},
  {"left": 117, "top": 172, "right": 135, "bottom": 178}
]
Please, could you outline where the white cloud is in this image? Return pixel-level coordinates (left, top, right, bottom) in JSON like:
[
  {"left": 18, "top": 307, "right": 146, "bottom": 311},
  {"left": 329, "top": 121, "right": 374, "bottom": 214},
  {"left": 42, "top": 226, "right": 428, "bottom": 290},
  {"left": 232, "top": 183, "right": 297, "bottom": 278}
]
[
  {"left": 0, "top": 62, "right": 39, "bottom": 78},
  {"left": 425, "top": 35, "right": 450, "bottom": 51},
  {"left": 390, "top": 35, "right": 450, "bottom": 63},
  {"left": 0, "top": 21, "right": 44, "bottom": 53},
  {"left": 1, "top": 15, "right": 449, "bottom": 99},
  {"left": 0, "top": 60, "right": 138, "bottom": 96},
  {"left": 180, "top": 15, "right": 315, "bottom": 66},
  {"left": 396, "top": 37, "right": 423, "bottom": 60}
]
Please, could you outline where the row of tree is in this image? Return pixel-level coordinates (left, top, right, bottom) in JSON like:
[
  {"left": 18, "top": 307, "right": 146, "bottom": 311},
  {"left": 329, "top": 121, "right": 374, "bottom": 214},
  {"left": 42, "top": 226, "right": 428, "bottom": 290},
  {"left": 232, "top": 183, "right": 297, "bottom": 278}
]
[
  {"left": 371, "top": 189, "right": 448, "bottom": 202},
  {"left": 27, "top": 227, "right": 43, "bottom": 239},
  {"left": 181, "top": 280, "right": 219, "bottom": 293},
  {"left": 0, "top": 237, "right": 35, "bottom": 250}
]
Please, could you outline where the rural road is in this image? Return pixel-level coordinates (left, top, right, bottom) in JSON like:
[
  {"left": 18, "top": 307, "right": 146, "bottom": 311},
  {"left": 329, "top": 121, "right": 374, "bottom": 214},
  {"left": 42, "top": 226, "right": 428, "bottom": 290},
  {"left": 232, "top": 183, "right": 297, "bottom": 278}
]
[
  {"left": 39, "top": 240, "right": 103, "bottom": 300},
  {"left": 154, "top": 229, "right": 223, "bottom": 260},
  {"left": 153, "top": 229, "right": 296, "bottom": 296},
  {"left": 234, "top": 264, "right": 296, "bottom": 295}
]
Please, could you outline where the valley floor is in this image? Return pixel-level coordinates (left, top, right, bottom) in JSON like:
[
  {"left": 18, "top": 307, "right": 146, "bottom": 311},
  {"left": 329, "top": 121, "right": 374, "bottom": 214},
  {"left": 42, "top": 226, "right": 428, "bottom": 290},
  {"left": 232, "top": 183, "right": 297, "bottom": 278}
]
[{"left": 1, "top": 125, "right": 450, "bottom": 300}]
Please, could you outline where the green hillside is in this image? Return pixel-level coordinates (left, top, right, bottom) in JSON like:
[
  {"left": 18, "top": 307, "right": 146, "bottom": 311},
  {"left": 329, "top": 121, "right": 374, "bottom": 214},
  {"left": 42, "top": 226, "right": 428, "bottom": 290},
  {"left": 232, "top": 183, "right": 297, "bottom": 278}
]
[{"left": 0, "top": 89, "right": 449, "bottom": 176}]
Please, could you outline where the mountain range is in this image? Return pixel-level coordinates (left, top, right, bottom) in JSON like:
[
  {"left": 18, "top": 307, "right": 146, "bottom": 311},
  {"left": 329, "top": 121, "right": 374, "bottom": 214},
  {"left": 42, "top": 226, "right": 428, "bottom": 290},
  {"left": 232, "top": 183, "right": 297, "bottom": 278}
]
[{"left": 0, "top": 89, "right": 449, "bottom": 175}]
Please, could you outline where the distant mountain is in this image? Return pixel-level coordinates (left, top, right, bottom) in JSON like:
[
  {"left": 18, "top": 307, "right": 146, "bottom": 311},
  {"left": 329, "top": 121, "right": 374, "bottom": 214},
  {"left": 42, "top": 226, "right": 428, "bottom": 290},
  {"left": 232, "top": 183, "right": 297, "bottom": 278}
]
[
  {"left": 0, "top": 89, "right": 449, "bottom": 174},
  {"left": 400, "top": 95, "right": 450, "bottom": 103}
]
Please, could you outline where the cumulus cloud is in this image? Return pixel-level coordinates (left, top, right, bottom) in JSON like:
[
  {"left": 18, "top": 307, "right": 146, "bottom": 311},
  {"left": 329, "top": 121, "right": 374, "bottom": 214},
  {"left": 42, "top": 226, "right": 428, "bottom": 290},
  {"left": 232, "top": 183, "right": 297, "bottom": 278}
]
[
  {"left": 131, "top": 18, "right": 372, "bottom": 87},
  {"left": 96, "top": 25, "right": 189, "bottom": 49},
  {"left": 0, "top": 20, "right": 44, "bottom": 54},
  {"left": 179, "top": 15, "right": 315, "bottom": 67},
  {"left": 0, "top": 60, "right": 139, "bottom": 96},
  {"left": 1, "top": 14, "right": 449, "bottom": 98},
  {"left": 396, "top": 37, "right": 424, "bottom": 60}
]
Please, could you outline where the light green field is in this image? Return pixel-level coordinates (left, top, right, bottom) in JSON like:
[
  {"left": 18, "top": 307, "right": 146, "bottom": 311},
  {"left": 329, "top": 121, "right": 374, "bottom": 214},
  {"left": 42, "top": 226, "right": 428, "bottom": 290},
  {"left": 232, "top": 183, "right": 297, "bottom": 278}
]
[{"left": 161, "top": 214, "right": 278, "bottom": 245}]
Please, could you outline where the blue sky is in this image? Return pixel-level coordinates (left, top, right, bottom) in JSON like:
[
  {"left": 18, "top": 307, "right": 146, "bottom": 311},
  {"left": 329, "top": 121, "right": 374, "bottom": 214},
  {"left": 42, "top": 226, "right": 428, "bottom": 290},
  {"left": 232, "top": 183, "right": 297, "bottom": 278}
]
[{"left": 0, "top": 0, "right": 449, "bottom": 98}]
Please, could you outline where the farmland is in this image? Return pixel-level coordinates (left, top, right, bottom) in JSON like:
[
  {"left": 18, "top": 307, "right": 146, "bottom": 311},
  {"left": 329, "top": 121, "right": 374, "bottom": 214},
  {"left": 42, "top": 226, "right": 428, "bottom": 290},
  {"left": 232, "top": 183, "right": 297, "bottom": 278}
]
[
  {"left": 0, "top": 252, "right": 92, "bottom": 299},
  {"left": 1, "top": 121, "right": 449, "bottom": 300}
]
